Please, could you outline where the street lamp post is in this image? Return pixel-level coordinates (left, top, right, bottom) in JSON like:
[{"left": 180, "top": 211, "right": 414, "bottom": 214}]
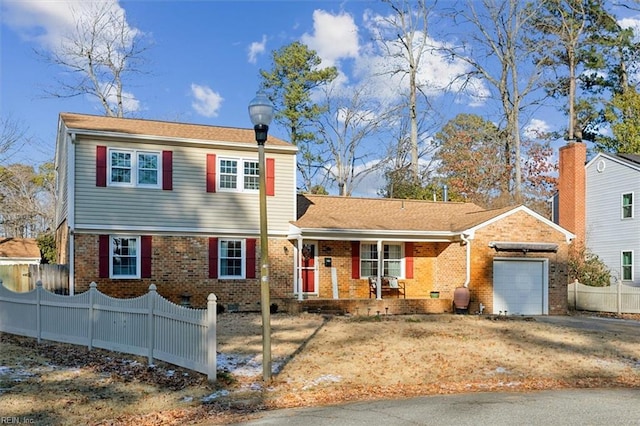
[{"left": 248, "top": 91, "right": 274, "bottom": 382}]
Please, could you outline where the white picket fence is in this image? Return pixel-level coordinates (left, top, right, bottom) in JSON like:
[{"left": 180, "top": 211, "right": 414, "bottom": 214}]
[
  {"left": 0, "top": 280, "right": 217, "bottom": 381},
  {"left": 568, "top": 280, "right": 640, "bottom": 314}
]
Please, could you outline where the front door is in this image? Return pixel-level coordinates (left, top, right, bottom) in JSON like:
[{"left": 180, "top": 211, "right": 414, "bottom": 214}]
[{"left": 300, "top": 242, "right": 317, "bottom": 293}]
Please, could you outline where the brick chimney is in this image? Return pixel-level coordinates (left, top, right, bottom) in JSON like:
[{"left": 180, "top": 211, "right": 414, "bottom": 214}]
[{"left": 558, "top": 141, "right": 586, "bottom": 245}]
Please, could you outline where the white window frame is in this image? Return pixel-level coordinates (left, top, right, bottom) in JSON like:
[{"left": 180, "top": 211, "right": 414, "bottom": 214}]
[
  {"left": 108, "top": 148, "right": 162, "bottom": 189},
  {"left": 219, "top": 238, "right": 245, "bottom": 279},
  {"left": 622, "top": 192, "right": 634, "bottom": 219},
  {"left": 110, "top": 236, "right": 141, "bottom": 279},
  {"left": 360, "top": 243, "right": 404, "bottom": 278},
  {"left": 622, "top": 250, "right": 634, "bottom": 281},
  {"left": 217, "top": 157, "right": 259, "bottom": 193}
]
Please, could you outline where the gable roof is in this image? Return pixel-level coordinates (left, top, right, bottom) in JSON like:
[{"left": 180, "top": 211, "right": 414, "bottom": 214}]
[
  {"left": 59, "top": 113, "right": 293, "bottom": 148},
  {"left": 0, "top": 238, "right": 41, "bottom": 259},
  {"left": 586, "top": 151, "right": 640, "bottom": 172},
  {"left": 292, "top": 194, "right": 519, "bottom": 239},
  {"left": 291, "top": 194, "right": 574, "bottom": 243}
]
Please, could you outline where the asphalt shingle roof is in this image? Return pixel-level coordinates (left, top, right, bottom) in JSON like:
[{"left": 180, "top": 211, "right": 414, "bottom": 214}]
[
  {"left": 294, "top": 194, "right": 516, "bottom": 233},
  {"left": 0, "top": 238, "right": 41, "bottom": 259},
  {"left": 59, "top": 113, "right": 291, "bottom": 147}
]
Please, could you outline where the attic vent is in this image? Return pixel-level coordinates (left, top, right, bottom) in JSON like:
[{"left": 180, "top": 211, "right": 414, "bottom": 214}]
[{"left": 489, "top": 242, "right": 558, "bottom": 253}]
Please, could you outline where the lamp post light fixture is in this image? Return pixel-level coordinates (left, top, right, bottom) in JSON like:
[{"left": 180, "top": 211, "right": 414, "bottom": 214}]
[{"left": 248, "top": 91, "right": 274, "bottom": 382}]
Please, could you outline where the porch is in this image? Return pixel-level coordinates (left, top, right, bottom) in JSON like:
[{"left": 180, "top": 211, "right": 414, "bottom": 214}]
[{"left": 282, "top": 297, "right": 454, "bottom": 316}]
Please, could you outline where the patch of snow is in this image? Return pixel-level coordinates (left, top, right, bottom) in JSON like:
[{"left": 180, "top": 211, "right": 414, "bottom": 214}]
[
  {"left": 201, "top": 389, "right": 230, "bottom": 403},
  {"left": 302, "top": 374, "right": 342, "bottom": 390},
  {"left": 216, "top": 353, "right": 286, "bottom": 377}
]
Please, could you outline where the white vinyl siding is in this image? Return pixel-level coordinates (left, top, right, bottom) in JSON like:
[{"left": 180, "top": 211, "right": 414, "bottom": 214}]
[
  {"left": 73, "top": 139, "right": 296, "bottom": 234},
  {"left": 586, "top": 155, "right": 640, "bottom": 285}
]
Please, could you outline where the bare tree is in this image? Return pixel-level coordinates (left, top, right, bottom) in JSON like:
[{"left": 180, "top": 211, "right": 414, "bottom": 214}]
[
  {"left": 375, "top": 0, "right": 437, "bottom": 184},
  {"left": 38, "top": 2, "right": 150, "bottom": 117},
  {"left": 0, "top": 163, "right": 54, "bottom": 238},
  {"left": 313, "top": 83, "right": 390, "bottom": 196},
  {"left": 0, "top": 116, "right": 28, "bottom": 165},
  {"left": 446, "top": 0, "right": 551, "bottom": 203}
]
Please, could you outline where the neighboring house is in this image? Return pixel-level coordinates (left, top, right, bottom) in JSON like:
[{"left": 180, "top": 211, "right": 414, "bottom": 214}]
[
  {"left": 0, "top": 238, "right": 41, "bottom": 265},
  {"left": 557, "top": 142, "right": 640, "bottom": 286},
  {"left": 0, "top": 238, "right": 42, "bottom": 292},
  {"left": 55, "top": 113, "right": 573, "bottom": 315}
]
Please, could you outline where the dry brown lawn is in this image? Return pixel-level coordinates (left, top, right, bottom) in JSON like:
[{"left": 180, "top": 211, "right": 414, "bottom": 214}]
[{"left": 1, "top": 312, "right": 639, "bottom": 425}]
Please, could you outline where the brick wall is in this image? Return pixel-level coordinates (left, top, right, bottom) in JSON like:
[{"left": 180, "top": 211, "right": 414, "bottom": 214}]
[
  {"left": 73, "top": 234, "right": 294, "bottom": 311},
  {"left": 469, "top": 210, "right": 570, "bottom": 315}
]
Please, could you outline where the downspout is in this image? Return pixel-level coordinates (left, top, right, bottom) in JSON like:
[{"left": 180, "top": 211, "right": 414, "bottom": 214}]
[
  {"left": 68, "top": 132, "right": 76, "bottom": 295},
  {"left": 461, "top": 233, "right": 471, "bottom": 288}
]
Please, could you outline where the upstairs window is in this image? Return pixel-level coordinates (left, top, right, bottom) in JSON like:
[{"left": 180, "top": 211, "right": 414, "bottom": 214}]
[
  {"left": 622, "top": 251, "right": 634, "bottom": 281},
  {"left": 622, "top": 193, "right": 633, "bottom": 219},
  {"left": 218, "top": 157, "right": 259, "bottom": 192},
  {"left": 109, "top": 149, "right": 161, "bottom": 188}
]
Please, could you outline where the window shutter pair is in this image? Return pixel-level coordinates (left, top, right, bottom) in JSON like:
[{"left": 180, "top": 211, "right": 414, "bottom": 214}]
[
  {"left": 98, "top": 235, "right": 152, "bottom": 278},
  {"left": 206, "top": 154, "right": 275, "bottom": 195},
  {"left": 96, "top": 146, "right": 172, "bottom": 190},
  {"left": 208, "top": 237, "right": 257, "bottom": 279},
  {"left": 350, "top": 241, "right": 414, "bottom": 279}
]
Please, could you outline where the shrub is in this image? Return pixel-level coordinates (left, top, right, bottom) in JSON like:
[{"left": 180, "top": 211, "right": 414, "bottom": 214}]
[{"left": 568, "top": 244, "right": 611, "bottom": 287}]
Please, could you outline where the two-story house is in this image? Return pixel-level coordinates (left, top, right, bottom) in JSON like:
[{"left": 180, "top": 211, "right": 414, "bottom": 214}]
[
  {"left": 557, "top": 141, "right": 640, "bottom": 286},
  {"left": 55, "top": 113, "right": 298, "bottom": 309},
  {"left": 56, "top": 113, "right": 574, "bottom": 315}
]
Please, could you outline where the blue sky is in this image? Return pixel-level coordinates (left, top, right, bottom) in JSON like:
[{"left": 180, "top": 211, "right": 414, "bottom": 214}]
[{"left": 2, "top": 1, "right": 640, "bottom": 196}]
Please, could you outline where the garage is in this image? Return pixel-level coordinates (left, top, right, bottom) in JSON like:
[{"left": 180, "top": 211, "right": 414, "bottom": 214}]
[{"left": 493, "top": 258, "right": 549, "bottom": 315}]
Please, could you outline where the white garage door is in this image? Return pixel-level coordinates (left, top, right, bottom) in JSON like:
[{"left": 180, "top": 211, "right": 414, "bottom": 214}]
[{"left": 493, "top": 259, "right": 548, "bottom": 315}]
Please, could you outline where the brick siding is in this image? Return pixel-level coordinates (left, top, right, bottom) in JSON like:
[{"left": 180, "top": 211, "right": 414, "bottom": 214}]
[{"left": 73, "top": 234, "right": 293, "bottom": 311}]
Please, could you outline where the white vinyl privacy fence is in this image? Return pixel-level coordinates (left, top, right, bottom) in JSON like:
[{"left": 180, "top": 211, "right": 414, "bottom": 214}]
[
  {"left": 0, "top": 281, "right": 217, "bottom": 381},
  {"left": 569, "top": 280, "right": 640, "bottom": 315}
]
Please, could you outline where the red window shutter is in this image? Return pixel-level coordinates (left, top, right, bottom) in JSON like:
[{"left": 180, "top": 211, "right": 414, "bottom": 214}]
[
  {"left": 96, "top": 146, "right": 107, "bottom": 187},
  {"left": 206, "top": 154, "right": 216, "bottom": 193},
  {"left": 141, "top": 236, "right": 152, "bottom": 278},
  {"left": 99, "top": 235, "right": 109, "bottom": 278},
  {"left": 162, "top": 151, "right": 173, "bottom": 190},
  {"left": 246, "top": 238, "right": 257, "bottom": 279},
  {"left": 351, "top": 241, "right": 360, "bottom": 279},
  {"left": 405, "top": 242, "right": 414, "bottom": 279},
  {"left": 208, "top": 237, "right": 218, "bottom": 278},
  {"left": 266, "top": 158, "right": 275, "bottom": 196}
]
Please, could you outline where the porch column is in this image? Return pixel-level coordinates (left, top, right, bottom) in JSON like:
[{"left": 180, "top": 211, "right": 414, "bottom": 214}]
[
  {"left": 297, "top": 237, "right": 304, "bottom": 301},
  {"left": 376, "top": 239, "right": 383, "bottom": 300}
]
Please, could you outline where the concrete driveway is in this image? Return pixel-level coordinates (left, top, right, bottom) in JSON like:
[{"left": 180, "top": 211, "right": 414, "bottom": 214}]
[
  {"left": 236, "top": 389, "right": 640, "bottom": 426},
  {"left": 535, "top": 314, "right": 640, "bottom": 334}
]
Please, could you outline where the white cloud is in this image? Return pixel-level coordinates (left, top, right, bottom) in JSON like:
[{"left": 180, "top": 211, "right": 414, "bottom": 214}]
[
  {"left": 301, "top": 10, "right": 359, "bottom": 67},
  {"left": 1, "top": 0, "right": 135, "bottom": 52},
  {"left": 2, "top": 0, "right": 143, "bottom": 112},
  {"left": 248, "top": 35, "right": 267, "bottom": 64},
  {"left": 356, "top": 10, "right": 489, "bottom": 107},
  {"left": 190, "top": 84, "right": 224, "bottom": 118},
  {"left": 523, "top": 119, "right": 552, "bottom": 140}
]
